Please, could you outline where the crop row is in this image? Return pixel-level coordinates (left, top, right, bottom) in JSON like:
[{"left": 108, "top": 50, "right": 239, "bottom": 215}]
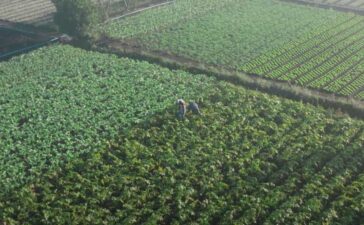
[
  {"left": 241, "top": 12, "right": 364, "bottom": 99},
  {"left": 265, "top": 19, "right": 364, "bottom": 79},
  {"left": 296, "top": 37, "right": 364, "bottom": 86},
  {"left": 358, "top": 90, "right": 364, "bottom": 98},
  {"left": 102, "top": 0, "right": 352, "bottom": 67},
  {"left": 316, "top": 172, "right": 364, "bottom": 224},
  {"left": 100, "top": 0, "right": 364, "bottom": 99},
  {"left": 308, "top": 48, "right": 364, "bottom": 88},
  {"left": 226, "top": 123, "right": 362, "bottom": 224},
  {"left": 334, "top": 63, "right": 364, "bottom": 96},
  {"left": 243, "top": 15, "right": 359, "bottom": 74},
  {"left": 2, "top": 77, "right": 364, "bottom": 224},
  {"left": 262, "top": 129, "right": 364, "bottom": 224},
  {"left": 320, "top": 56, "right": 364, "bottom": 94}
]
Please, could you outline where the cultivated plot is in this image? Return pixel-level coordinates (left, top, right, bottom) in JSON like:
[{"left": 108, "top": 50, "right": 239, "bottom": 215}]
[
  {"left": 100, "top": 0, "right": 364, "bottom": 100},
  {"left": 0, "top": 45, "right": 214, "bottom": 190},
  {"left": 0, "top": 51, "right": 364, "bottom": 222},
  {"left": 243, "top": 15, "right": 364, "bottom": 99}
]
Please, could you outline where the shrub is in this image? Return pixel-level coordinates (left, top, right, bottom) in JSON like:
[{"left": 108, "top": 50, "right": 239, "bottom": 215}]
[{"left": 52, "top": 0, "right": 101, "bottom": 37}]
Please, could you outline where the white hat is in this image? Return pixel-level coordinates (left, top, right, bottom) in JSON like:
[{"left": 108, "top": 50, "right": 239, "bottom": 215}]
[{"left": 176, "top": 99, "right": 185, "bottom": 104}]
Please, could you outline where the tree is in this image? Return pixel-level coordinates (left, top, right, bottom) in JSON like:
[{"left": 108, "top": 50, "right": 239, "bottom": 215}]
[{"left": 52, "top": 0, "right": 101, "bottom": 37}]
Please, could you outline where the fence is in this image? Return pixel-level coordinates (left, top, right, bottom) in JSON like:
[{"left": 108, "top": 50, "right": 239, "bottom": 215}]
[{"left": 96, "top": 0, "right": 173, "bottom": 19}]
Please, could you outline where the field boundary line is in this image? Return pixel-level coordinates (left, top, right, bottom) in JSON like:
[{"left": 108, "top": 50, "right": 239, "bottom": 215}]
[
  {"left": 94, "top": 38, "right": 364, "bottom": 119},
  {"left": 105, "top": 1, "right": 174, "bottom": 23},
  {"left": 280, "top": 0, "right": 364, "bottom": 15},
  {"left": 99, "top": 0, "right": 237, "bottom": 42}
]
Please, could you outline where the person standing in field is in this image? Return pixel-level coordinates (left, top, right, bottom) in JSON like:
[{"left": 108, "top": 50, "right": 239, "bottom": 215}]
[
  {"left": 176, "top": 99, "right": 201, "bottom": 119},
  {"left": 188, "top": 101, "right": 201, "bottom": 115},
  {"left": 177, "top": 99, "right": 187, "bottom": 120}
]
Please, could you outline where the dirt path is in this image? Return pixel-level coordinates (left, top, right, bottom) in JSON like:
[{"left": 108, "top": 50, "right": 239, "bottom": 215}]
[
  {"left": 95, "top": 37, "right": 364, "bottom": 119},
  {"left": 281, "top": 0, "right": 364, "bottom": 15}
]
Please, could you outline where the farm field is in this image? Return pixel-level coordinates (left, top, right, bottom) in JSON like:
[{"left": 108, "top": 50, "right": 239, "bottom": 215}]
[
  {"left": 0, "top": 45, "right": 215, "bottom": 191},
  {"left": 1, "top": 45, "right": 364, "bottom": 224},
  {"left": 100, "top": 0, "right": 364, "bottom": 100}
]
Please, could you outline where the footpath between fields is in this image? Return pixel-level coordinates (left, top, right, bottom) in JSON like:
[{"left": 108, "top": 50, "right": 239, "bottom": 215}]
[
  {"left": 92, "top": 37, "right": 364, "bottom": 120},
  {"left": 281, "top": 0, "right": 364, "bottom": 16}
]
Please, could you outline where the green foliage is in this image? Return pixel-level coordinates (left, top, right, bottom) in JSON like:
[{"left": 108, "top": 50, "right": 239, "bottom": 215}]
[
  {"left": 0, "top": 45, "right": 215, "bottom": 191},
  {"left": 101, "top": 0, "right": 348, "bottom": 64},
  {"left": 2, "top": 74, "right": 364, "bottom": 224},
  {"left": 244, "top": 16, "right": 364, "bottom": 99},
  {"left": 52, "top": 0, "right": 101, "bottom": 36},
  {"left": 100, "top": 0, "right": 364, "bottom": 99}
]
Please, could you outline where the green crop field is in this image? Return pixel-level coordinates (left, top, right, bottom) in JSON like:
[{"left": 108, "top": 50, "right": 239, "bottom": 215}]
[
  {"left": 1, "top": 45, "right": 364, "bottom": 224},
  {"left": 0, "top": 45, "right": 215, "bottom": 191},
  {"left": 100, "top": 0, "right": 364, "bottom": 100}
]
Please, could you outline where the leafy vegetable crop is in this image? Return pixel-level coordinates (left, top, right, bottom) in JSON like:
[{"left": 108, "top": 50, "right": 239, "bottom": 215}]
[
  {"left": 0, "top": 45, "right": 215, "bottom": 191},
  {"left": 2, "top": 79, "right": 364, "bottom": 224},
  {"left": 245, "top": 15, "right": 364, "bottom": 99},
  {"left": 100, "top": 0, "right": 364, "bottom": 100}
]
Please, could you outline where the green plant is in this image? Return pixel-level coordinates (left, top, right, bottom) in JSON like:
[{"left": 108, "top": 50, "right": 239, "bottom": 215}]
[
  {"left": 52, "top": 0, "right": 102, "bottom": 37},
  {"left": 2, "top": 77, "right": 363, "bottom": 224},
  {"left": 99, "top": 0, "right": 364, "bottom": 99}
]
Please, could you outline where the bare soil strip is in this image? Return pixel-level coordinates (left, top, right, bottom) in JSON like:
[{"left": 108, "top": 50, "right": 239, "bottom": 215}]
[{"left": 95, "top": 38, "right": 364, "bottom": 119}]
